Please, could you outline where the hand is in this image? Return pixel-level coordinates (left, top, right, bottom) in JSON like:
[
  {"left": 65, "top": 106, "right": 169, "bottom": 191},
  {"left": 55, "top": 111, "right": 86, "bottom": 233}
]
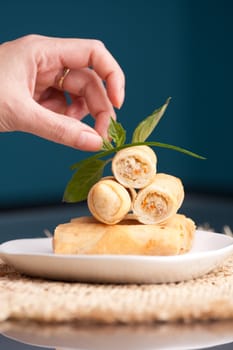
[{"left": 0, "top": 35, "right": 125, "bottom": 151}]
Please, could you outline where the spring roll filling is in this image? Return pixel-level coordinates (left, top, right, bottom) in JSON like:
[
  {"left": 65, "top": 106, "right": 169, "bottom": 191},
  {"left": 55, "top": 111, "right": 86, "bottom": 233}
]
[
  {"left": 117, "top": 156, "right": 149, "bottom": 181},
  {"left": 141, "top": 193, "right": 168, "bottom": 218}
]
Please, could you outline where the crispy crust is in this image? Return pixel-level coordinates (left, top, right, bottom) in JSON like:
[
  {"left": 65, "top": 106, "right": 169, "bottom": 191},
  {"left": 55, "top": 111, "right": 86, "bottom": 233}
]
[
  {"left": 87, "top": 179, "right": 132, "bottom": 224},
  {"left": 53, "top": 214, "right": 195, "bottom": 256}
]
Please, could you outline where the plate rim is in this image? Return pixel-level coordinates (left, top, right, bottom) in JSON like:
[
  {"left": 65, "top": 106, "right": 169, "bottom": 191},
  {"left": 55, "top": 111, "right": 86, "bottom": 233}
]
[
  {"left": 1, "top": 230, "right": 233, "bottom": 283},
  {"left": 0, "top": 230, "right": 233, "bottom": 262}
]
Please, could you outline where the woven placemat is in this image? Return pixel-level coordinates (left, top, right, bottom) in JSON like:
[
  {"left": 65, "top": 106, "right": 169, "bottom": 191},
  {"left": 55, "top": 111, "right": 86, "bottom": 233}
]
[{"left": 0, "top": 255, "right": 233, "bottom": 324}]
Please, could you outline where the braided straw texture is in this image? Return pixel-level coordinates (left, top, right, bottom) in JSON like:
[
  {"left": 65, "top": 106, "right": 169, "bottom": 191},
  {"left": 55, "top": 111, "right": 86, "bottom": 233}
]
[{"left": 0, "top": 256, "right": 233, "bottom": 323}]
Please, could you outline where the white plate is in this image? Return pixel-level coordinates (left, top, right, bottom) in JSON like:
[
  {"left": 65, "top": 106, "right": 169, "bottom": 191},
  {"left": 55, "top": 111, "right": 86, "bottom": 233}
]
[
  {"left": 1, "top": 320, "right": 233, "bottom": 350},
  {"left": 0, "top": 230, "right": 233, "bottom": 284}
]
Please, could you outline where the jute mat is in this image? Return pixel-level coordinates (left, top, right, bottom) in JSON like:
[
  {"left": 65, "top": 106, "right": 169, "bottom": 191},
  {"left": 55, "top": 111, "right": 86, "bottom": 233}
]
[{"left": 0, "top": 256, "right": 233, "bottom": 324}]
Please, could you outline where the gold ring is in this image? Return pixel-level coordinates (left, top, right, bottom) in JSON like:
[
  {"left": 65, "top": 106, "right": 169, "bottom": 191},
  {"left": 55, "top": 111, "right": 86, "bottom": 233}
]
[{"left": 58, "top": 67, "right": 70, "bottom": 90}]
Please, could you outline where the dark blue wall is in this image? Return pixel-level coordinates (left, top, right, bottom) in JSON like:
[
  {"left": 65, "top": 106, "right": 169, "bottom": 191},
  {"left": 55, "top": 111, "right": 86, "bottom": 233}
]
[{"left": 0, "top": 0, "right": 233, "bottom": 207}]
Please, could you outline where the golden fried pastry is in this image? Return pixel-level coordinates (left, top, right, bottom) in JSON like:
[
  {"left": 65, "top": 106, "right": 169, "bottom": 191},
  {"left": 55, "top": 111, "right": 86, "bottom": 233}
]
[
  {"left": 111, "top": 145, "right": 157, "bottom": 189},
  {"left": 132, "top": 173, "right": 184, "bottom": 224},
  {"left": 53, "top": 214, "right": 195, "bottom": 256},
  {"left": 87, "top": 178, "right": 132, "bottom": 224}
]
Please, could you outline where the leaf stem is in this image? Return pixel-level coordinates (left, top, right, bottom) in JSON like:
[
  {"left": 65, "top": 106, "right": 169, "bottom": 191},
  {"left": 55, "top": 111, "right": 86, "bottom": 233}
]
[{"left": 71, "top": 141, "right": 205, "bottom": 170}]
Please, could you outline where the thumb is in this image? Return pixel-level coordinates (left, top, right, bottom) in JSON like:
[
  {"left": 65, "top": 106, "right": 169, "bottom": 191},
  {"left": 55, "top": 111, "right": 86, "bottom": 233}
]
[{"left": 19, "top": 101, "right": 103, "bottom": 151}]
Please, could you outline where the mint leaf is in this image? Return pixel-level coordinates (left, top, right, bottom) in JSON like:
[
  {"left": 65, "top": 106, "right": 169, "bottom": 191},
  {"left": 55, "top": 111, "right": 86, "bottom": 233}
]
[
  {"left": 63, "top": 159, "right": 108, "bottom": 203},
  {"left": 108, "top": 117, "right": 126, "bottom": 147},
  {"left": 132, "top": 97, "right": 171, "bottom": 143}
]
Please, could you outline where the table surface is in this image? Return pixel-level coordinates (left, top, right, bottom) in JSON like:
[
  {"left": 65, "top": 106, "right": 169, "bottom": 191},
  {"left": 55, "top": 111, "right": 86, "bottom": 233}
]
[{"left": 0, "top": 192, "right": 233, "bottom": 350}]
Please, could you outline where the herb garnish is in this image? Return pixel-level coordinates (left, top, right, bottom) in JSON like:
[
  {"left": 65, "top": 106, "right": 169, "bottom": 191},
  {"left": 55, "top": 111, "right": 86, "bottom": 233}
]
[{"left": 63, "top": 98, "right": 205, "bottom": 203}]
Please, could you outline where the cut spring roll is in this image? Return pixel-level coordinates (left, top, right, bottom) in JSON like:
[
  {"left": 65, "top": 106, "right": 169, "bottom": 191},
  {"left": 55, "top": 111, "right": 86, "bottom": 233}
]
[
  {"left": 132, "top": 173, "right": 184, "bottom": 224},
  {"left": 112, "top": 145, "right": 157, "bottom": 189},
  {"left": 87, "top": 178, "right": 132, "bottom": 225}
]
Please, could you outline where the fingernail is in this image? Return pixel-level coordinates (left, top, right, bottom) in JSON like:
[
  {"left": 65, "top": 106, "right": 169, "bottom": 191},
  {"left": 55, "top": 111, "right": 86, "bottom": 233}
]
[
  {"left": 116, "top": 85, "right": 125, "bottom": 109},
  {"left": 78, "top": 131, "right": 103, "bottom": 151},
  {"left": 114, "top": 86, "right": 125, "bottom": 109}
]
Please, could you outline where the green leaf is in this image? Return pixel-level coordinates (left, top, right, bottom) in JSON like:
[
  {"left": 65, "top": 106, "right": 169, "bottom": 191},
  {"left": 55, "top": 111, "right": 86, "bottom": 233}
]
[
  {"left": 102, "top": 138, "right": 114, "bottom": 151},
  {"left": 70, "top": 142, "right": 205, "bottom": 173},
  {"left": 63, "top": 159, "right": 108, "bottom": 203},
  {"left": 137, "top": 141, "right": 206, "bottom": 159},
  {"left": 132, "top": 97, "right": 171, "bottom": 143},
  {"left": 108, "top": 117, "right": 126, "bottom": 147}
]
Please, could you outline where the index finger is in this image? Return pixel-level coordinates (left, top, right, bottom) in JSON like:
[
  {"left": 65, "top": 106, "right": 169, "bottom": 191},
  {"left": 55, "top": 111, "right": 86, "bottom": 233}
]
[{"left": 39, "top": 36, "right": 125, "bottom": 108}]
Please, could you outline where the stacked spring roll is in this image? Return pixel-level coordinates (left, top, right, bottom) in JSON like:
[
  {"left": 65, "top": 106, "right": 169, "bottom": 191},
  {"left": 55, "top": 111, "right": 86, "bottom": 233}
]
[
  {"left": 54, "top": 146, "right": 196, "bottom": 256},
  {"left": 132, "top": 173, "right": 184, "bottom": 224},
  {"left": 112, "top": 145, "right": 157, "bottom": 189}
]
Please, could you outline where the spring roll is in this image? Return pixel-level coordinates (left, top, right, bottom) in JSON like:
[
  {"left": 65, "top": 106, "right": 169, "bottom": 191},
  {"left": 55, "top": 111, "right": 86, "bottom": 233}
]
[
  {"left": 132, "top": 173, "right": 184, "bottom": 224},
  {"left": 112, "top": 145, "right": 157, "bottom": 189},
  {"left": 53, "top": 214, "right": 195, "bottom": 256},
  {"left": 87, "top": 178, "right": 132, "bottom": 225}
]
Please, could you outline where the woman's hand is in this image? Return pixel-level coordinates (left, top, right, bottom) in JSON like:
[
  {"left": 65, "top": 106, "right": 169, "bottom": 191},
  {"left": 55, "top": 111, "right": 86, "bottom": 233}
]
[{"left": 0, "top": 35, "right": 125, "bottom": 151}]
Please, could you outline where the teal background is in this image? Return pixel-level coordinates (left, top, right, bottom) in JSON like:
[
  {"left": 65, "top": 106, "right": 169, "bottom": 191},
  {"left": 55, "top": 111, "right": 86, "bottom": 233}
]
[{"left": 0, "top": 0, "right": 232, "bottom": 208}]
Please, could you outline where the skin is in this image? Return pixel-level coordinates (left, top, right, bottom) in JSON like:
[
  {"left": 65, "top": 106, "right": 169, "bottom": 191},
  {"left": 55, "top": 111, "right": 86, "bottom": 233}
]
[{"left": 0, "top": 34, "right": 125, "bottom": 151}]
